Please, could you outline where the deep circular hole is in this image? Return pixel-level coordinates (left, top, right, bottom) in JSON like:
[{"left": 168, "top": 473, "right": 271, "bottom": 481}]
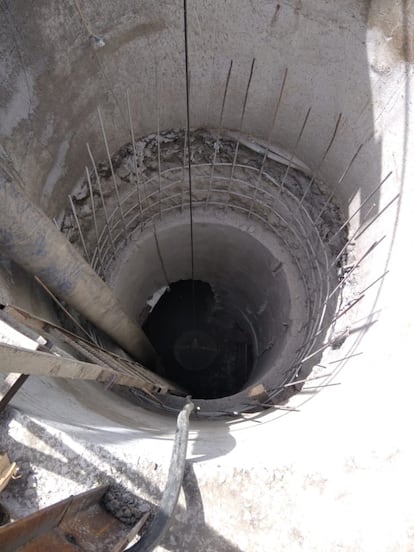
[
  {"left": 103, "top": 213, "right": 315, "bottom": 413},
  {"left": 60, "top": 129, "right": 348, "bottom": 415},
  {"left": 143, "top": 280, "right": 255, "bottom": 399}
]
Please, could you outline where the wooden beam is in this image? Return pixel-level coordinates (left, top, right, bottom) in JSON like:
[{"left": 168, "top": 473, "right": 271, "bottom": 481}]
[
  {"left": 0, "top": 343, "right": 157, "bottom": 392},
  {"left": 2, "top": 305, "right": 186, "bottom": 396}
]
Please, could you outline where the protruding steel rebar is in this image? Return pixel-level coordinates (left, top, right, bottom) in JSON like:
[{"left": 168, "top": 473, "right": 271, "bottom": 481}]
[
  {"left": 126, "top": 89, "right": 144, "bottom": 232},
  {"left": 35, "top": 275, "right": 95, "bottom": 342},
  {"left": 357, "top": 270, "right": 389, "bottom": 297},
  {"left": 331, "top": 202, "right": 377, "bottom": 268},
  {"left": 206, "top": 59, "right": 233, "bottom": 208},
  {"left": 301, "top": 382, "right": 341, "bottom": 390},
  {"left": 328, "top": 171, "right": 392, "bottom": 245},
  {"left": 328, "top": 235, "right": 386, "bottom": 300},
  {"left": 283, "top": 373, "right": 334, "bottom": 387},
  {"left": 85, "top": 166, "right": 105, "bottom": 272},
  {"left": 314, "top": 138, "right": 368, "bottom": 223},
  {"left": 354, "top": 194, "right": 399, "bottom": 241},
  {"left": 332, "top": 193, "right": 398, "bottom": 269},
  {"left": 315, "top": 294, "right": 365, "bottom": 338},
  {"left": 297, "top": 113, "right": 342, "bottom": 211},
  {"left": 328, "top": 351, "right": 363, "bottom": 364},
  {"left": 97, "top": 107, "right": 128, "bottom": 241},
  {"left": 248, "top": 67, "right": 288, "bottom": 216},
  {"left": 280, "top": 106, "right": 312, "bottom": 193},
  {"left": 68, "top": 195, "right": 91, "bottom": 264},
  {"left": 155, "top": 62, "right": 163, "bottom": 220},
  {"left": 87, "top": 143, "right": 117, "bottom": 257},
  {"left": 226, "top": 58, "right": 256, "bottom": 209}
]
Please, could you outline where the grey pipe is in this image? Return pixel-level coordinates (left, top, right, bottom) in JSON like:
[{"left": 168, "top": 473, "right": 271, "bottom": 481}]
[{"left": 0, "top": 169, "right": 157, "bottom": 369}]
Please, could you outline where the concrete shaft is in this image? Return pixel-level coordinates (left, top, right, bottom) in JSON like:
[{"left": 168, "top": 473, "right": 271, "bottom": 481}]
[
  {"left": 0, "top": 169, "right": 157, "bottom": 369},
  {"left": 0, "top": 1, "right": 413, "bottom": 551}
]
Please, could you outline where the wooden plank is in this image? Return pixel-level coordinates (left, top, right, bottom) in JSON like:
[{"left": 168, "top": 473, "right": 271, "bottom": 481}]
[
  {"left": 0, "top": 343, "right": 154, "bottom": 391},
  {"left": 4, "top": 305, "right": 186, "bottom": 396},
  {"left": 0, "top": 453, "right": 18, "bottom": 493},
  {"left": 248, "top": 383, "right": 270, "bottom": 402}
]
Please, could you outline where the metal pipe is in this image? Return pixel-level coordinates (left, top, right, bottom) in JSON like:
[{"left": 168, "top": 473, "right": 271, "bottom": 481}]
[{"left": 0, "top": 170, "right": 157, "bottom": 369}]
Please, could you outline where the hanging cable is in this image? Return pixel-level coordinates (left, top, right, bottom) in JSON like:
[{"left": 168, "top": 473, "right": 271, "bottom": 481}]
[
  {"left": 183, "top": 0, "right": 197, "bottom": 329},
  {"left": 183, "top": 0, "right": 195, "bottom": 283}
]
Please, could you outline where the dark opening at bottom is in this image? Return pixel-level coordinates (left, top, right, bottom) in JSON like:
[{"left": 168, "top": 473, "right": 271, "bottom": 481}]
[{"left": 143, "top": 280, "right": 255, "bottom": 399}]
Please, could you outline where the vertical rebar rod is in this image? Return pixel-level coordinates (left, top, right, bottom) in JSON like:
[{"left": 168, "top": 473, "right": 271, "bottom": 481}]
[
  {"left": 35, "top": 276, "right": 95, "bottom": 342},
  {"left": 97, "top": 107, "right": 128, "bottom": 241},
  {"left": 68, "top": 195, "right": 91, "bottom": 264},
  {"left": 86, "top": 143, "right": 117, "bottom": 257},
  {"left": 155, "top": 62, "right": 163, "bottom": 220},
  {"left": 280, "top": 106, "right": 312, "bottom": 193},
  {"left": 182, "top": 127, "right": 187, "bottom": 197},
  {"left": 314, "top": 139, "right": 367, "bottom": 223},
  {"left": 297, "top": 113, "right": 342, "bottom": 211},
  {"left": 226, "top": 58, "right": 256, "bottom": 210},
  {"left": 206, "top": 59, "right": 233, "bottom": 208},
  {"left": 247, "top": 67, "right": 288, "bottom": 217},
  {"left": 126, "top": 89, "right": 144, "bottom": 232},
  {"left": 85, "top": 166, "right": 105, "bottom": 273}
]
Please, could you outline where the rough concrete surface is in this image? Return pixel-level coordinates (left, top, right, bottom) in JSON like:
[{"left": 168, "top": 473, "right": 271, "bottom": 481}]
[{"left": 0, "top": 1, "right": 413, "bottom": 551}]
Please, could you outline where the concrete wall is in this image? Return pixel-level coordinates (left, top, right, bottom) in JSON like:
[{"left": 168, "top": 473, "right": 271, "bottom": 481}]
[{"left": 0, "top": 1, "right": 413, "bottom": 550}]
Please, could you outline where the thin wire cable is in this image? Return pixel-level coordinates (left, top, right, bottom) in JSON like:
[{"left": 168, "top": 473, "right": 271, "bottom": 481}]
[{"left": 183, "top": 0, "right": 196, "bottom": 325}]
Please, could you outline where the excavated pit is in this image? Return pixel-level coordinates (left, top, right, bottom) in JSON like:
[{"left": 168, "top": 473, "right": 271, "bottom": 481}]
[
  {"left": 143, "top": 279, "right": 255, "bottom": 399},
  {"left": 0, "top": 2, "right": 412, "bottom": 549},
  {"left": 60, "top": 129, "right": 348, "bottom": 415}
]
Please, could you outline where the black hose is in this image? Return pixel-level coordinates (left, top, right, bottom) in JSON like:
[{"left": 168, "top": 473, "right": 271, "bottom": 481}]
[{"left": 126, "top": 398, "right": 194, "bottom": 551}]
